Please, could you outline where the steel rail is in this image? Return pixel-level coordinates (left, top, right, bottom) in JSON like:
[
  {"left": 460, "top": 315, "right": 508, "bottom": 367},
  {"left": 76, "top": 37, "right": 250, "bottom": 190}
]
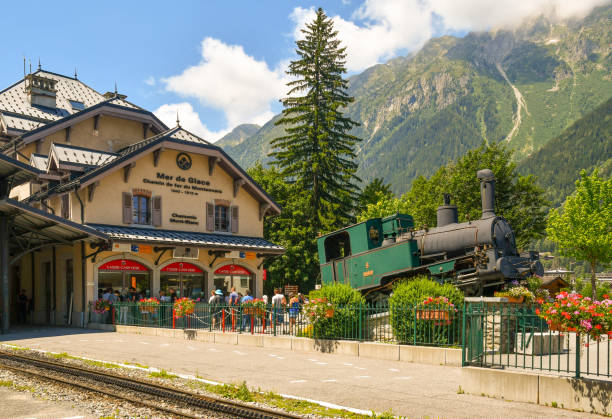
[
  {"left": 0, "top": 362, "right": 200, "bottom": 419},
  {"left": 0, "top": 351, "right": 302, "bottom": 419}
]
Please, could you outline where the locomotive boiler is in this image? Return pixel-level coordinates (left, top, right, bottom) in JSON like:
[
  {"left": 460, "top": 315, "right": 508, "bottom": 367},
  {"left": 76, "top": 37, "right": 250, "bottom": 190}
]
[{"left": 316, "top": 169, "right": 543, "bottom": 299}]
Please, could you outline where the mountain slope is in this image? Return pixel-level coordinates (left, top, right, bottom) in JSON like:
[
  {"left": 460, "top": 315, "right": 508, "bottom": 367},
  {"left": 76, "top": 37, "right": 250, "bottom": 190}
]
[
  {"left": 221, "top": 5, "right": 612, "bottom": 194},
  {"left": 215, "top": 123, "right": 260, "bottom": 148},
  {"left": 518, "top": 96, "right": 612, "bottom": 206}
]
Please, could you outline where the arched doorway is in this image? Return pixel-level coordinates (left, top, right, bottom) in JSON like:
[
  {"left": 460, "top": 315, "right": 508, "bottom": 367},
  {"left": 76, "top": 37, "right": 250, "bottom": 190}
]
[
  {"left": 160, "top": 262, "right": 207, "bottom": 300},
  {"left": 97, "top": 259, "right": 151, "bottom": 299},
  {"left": 213, "top": 264, "right": 254, "bottom": 296}
]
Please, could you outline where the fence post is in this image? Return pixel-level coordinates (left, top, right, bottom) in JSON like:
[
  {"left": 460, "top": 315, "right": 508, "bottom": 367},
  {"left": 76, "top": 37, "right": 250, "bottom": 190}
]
[
  {"left": 112, "top": 306, "right": 115, "bottom": 325},
  {"left": 413, "top": 305, "right": 417, "bottom": 345},
  {"left": 461, "top": 302, "right": 466, "bottom": 366},
  {"left": 358, "top": 304, "right": 363, "bottom": 341},
  {"left": 575, "top": 334, "right": 581, "bottom": 378},
  {"left": 172, "top": 309, "right": 175, "bottom": 329},
  {"left": 273, "top": 306, "right": 277, "bottom": 336}
]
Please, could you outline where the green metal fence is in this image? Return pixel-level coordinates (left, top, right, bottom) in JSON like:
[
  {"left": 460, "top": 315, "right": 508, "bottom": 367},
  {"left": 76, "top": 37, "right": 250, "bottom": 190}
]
[
  {"left": 89, "top": 302, "right": 462, "bottom": 346},
  {"left": 462, "top": 302, "right": 611, "bottom": 379}
]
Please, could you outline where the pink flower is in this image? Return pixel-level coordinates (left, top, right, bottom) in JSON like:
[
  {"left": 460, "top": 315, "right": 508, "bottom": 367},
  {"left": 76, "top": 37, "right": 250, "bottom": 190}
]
[{"left": 580, "top": 319, "right": 592, "bottom": 330}]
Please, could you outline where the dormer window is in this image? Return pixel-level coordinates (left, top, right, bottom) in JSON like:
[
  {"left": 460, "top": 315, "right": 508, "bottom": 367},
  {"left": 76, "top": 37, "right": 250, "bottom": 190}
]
[{"left": 69, "top": 100, "right": 85, "bottom": 111}]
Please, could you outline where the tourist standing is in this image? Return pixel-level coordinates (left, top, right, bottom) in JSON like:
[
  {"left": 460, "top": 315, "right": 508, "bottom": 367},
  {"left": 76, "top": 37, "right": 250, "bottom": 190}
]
[
  {"left": 228, "top": 287, "right": 239, "bottom": 305},
  {"left": 271, "top": 288, "right": 286, "bottom": 326},
  {"left": 211, "top": 289, "right": 224, "bottom": 329},
  {"left": 240, "top": 289, "right": 254, "bottom": 331}
]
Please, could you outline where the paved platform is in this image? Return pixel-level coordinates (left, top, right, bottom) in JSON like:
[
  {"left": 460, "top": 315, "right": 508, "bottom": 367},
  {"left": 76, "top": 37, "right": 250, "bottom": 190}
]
[
  {"left": 0, "top": 386, "right": 93, "bottom": 419},
  {"left": 0, "top": 327, "right": 604, "bottom": 418}
]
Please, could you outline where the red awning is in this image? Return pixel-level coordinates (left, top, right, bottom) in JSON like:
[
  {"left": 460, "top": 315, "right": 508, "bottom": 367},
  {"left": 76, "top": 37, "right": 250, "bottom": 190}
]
[
  {"left": 99, "top": 259, "right": 148, "bottom": 271},
  {"left": 161, "top": 262, "right": 203, "bottom": 274},
  {"left": 214, "top": 264, "right": 252, "bottom": 276}
]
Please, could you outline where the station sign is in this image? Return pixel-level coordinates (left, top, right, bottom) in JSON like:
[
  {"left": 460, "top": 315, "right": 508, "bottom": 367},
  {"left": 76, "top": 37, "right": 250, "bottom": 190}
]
[
  {"left": 111, "top": 242, "right": 152, "bottom": 254},
  {"left": 161, "top": 262, "right": 203, "bottom": 273},
  {"left": 99, "top": 259, "right": 148, "bottom": 271},
  {"left": 214, "top": 264, "right": 252, "bottom": 276},
  {"left": 226, "top": 250, "right": 256, "bottom": 260}
]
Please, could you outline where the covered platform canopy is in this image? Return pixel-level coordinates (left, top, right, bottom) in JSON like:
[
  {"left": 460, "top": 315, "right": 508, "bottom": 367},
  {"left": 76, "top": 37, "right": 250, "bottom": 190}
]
[{"left": 0, "top": 153, "right": 109, "bottom": 333}]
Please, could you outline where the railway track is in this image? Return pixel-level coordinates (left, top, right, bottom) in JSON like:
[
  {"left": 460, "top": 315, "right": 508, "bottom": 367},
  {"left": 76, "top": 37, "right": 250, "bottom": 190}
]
[{"left": 0, "top": 350, "right": 303, "bottom": 419}]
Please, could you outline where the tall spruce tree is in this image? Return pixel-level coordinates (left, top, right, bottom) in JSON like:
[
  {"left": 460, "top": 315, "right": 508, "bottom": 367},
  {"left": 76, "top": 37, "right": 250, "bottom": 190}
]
[{"left": 270, "top": 7, "right": 361, "bottom": 232}]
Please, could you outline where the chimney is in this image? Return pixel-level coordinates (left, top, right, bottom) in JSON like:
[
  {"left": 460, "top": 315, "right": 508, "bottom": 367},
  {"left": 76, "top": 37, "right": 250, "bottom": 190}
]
[
  {"left": 477, "top": 169, "right": 496, "bottom": 219},
  {"left": 436, "top": 193, "right": 458, "bottom": 227},
  {"left": 25, "top": 73, "right": 57, "bottom": 108}
]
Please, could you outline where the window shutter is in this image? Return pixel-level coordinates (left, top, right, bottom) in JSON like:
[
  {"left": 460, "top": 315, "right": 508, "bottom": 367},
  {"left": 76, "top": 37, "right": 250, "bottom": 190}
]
[
  {"left": 122, "top": 192, "right": 132, "bottom": 224},
  {"left": 61, "top": 194, "right": 70, "bottom": 219},
  {"left": 231, "top": 205, "right": 239, "bottom": 234},
  {"left": 152, "top": 196, "right": 162, "bottom": 227},
  {"left": 206, "top": 202, "right": 214, "bottom": 232}
]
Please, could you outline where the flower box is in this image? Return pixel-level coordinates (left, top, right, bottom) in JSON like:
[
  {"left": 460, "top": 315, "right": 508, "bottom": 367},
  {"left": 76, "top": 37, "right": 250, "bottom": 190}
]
[
  {"left": 416, "top": 309, "right": 450, "bottom": 321},
  {"left": 506, "top": 296, "right": 525, "bottom": 304}
]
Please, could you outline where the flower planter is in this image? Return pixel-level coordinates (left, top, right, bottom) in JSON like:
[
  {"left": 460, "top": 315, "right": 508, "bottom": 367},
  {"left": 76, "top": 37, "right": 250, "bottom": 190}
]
[
  {"left": 139, "top": 306, "right": 158, "bottom": 314},
  {"left": 416, "top": 309, "right": 450, "bottom": 321},
  {"left": 244, "top": 307, "right": 265, "bottom": 317},
  {"left": 325, "top": 308, "right": 334, "bottom": 318},
  {"left": 506, "top": 296, "right": 525, "bottom": 304}
]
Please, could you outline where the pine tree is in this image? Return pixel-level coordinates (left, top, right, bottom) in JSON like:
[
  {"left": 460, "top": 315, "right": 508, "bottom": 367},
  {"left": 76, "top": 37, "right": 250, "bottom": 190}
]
[{"left": 270, "top": 7, "right": 361, "bottom": 232}]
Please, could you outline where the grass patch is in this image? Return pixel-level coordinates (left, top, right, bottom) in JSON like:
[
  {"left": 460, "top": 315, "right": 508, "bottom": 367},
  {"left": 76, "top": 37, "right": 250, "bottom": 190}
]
[
  {"left": 188, "top": 380, "right": 399, "bottom": 418},
  {"left": 124, "top": 361, "right": 149, "bottom": 369},
  {"left": 149, "top": 369, "right": 178, "bottom": 379},
  {"left": 0, "top": 379, "right": 35, "bottom": 392},
  {"left": 0, "top": 379, "right": 13, "bottom": 387},
  {"left": 49, "top": 352, "right": 118, "bottom": 369}
]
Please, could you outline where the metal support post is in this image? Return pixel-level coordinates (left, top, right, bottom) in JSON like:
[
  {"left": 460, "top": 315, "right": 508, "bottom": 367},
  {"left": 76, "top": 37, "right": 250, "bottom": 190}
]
[
  {"left": 1, "top": 216, "right": 9, "bottom": 333},
  {"left": 575, "top": 334, "right": 581, "bottom": 378}
]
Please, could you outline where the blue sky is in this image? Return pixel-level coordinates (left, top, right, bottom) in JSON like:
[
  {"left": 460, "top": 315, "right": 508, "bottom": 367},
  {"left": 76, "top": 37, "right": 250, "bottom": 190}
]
[{"left": 1, "top": 0, "right": 607, "bottom": 141}]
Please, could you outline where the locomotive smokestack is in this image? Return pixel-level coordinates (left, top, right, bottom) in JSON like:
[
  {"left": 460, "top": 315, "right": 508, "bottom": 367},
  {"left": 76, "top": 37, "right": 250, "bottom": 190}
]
[
  {"left": 437, "top": 193, "right": 458, "bottom": 227},
  {"left": 477, "top": 169, "right": 496, "bottom": 219}
]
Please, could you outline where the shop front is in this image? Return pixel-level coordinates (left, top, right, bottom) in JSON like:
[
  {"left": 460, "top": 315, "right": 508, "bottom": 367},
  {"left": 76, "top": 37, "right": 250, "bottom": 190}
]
[
  {"left": 160, "top": 262, "right": 207, "bottom": 300},
  {"left": 97, "top": 259, "right": 151, "bottom": 299},
  {"left": 213, "top": 264, "right": 254, "bottom": 296}
]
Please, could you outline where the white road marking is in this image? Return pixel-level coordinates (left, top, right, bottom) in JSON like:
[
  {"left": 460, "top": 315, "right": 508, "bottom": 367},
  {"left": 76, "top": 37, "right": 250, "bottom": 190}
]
[
  {"left": 79, "top": 339, "right": 88, "bottom": 342},
  {"left": 187, "top": 346, "right": 196, "bottom": 351},
  {"left": 208, "top": 348, "right": 220, "bottom": 352},
  {"left": 321, "top": 379, "right": 337, "bottom": 382},
  {"left": 138, "top": 342, "right": 150, "bottom": 345},
  {"left": 307, "top": 358, "right": 317, "bottom": 362},
  {"left": 289, "top": 380, "right": 306, "bottom": 383},
  {"left": 388, "top": 368, "right": 399, "bottom": 372},
  {"left": 316, "top": 362, "right": 327, "bottom": 365},
  {"left": 95, "top": 339, "right": 104, "bottom": 342},
  {"left": 269, "top": 354, "right": 278, "bottom": 357},
  {"left": 276, "top": 356, "right": 285, "bottom": 360},
  {"left": 356, "top": 375, "right": 371, "bottom": 378},
  {"left": 355, "top": 367, "right": 366, "bottom": 370},
  {"left": 343, "top": 363, "right": 353, "bottom": 366},
  {"left": 233, "top": 350, "right": 246, "bottom": 355},
  {"left": 395, "top": 376, "right": 412, "bottom": 380},
  {"left": 117, "top": 340, "right": 125, "bottom": 343}
]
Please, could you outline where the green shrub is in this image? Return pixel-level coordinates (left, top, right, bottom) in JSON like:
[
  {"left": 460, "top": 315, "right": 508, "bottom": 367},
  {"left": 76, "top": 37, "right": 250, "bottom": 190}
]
[
  {"left": 573, "top": 277, "right": 611, "bottom": 301},
  {"left": 309, "top": 283, "right": 365, "bottom": 305},
  {"left": 389, "top": 276, "right": 464, "bottom": 345},
  {"left": 306, "top": 283, "right": 365, "bottom": 340}
]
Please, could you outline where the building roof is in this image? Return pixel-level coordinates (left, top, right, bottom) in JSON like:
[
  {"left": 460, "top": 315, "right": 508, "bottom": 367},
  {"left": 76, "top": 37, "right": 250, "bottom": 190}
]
[
  {"left": 0, "top": 152, "right": 42, "bottom": 187},
  {"left": 0, "top": 70, "right": 106, "bottom": 124},
  {"left": 86, "top": 223, "right": 284, "bottom": 254},
  {"left": 0, "top": 69, "right": 167, "bottom": 148},
  {"left": 48, "top": 143, "right": 117, "bottom": 170},
  {"left": 29, "top": 153, "right": 48, "bottom": 171},
  {"left": 0, "top": 198, "right": 108, "bottom": 256}
]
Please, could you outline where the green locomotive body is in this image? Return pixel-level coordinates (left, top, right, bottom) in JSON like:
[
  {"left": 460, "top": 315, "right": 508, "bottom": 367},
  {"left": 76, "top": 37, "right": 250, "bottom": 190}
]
[{"left": 316, "top": 169, "right": 543, "bottom": 298}]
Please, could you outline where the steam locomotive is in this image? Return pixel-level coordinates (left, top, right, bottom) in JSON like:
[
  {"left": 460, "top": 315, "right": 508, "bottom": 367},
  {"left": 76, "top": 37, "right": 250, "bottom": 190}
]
[{"left": 316, "top": 169, "right": 543, "bottom": 300}]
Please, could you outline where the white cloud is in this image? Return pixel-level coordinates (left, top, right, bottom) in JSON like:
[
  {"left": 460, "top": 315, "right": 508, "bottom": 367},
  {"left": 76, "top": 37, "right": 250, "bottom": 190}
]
[
  {"left": 154, "top": 102, "right": 229, "bottom": 142},
  {"left": 429, "top": 0, "right": 611, "bottom": 31},
  {"left": 162, "top": 37, "right": 287, "bottom": 129},
  {"left": 144, "top": 76, "right": 156, "bottom": 86},
  {"left": 291, "top": 2, "right": 434, "bottom": 73}
]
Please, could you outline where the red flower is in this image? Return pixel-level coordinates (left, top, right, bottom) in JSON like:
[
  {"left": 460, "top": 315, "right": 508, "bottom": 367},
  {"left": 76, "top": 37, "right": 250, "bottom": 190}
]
[{"left": 535, "top": 308, "right": 540, "bottom": 315}]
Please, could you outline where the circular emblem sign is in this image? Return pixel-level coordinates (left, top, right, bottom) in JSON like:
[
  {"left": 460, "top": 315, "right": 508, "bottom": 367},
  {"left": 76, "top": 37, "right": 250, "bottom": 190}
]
[{"left": 176, "top": 153, "right": 192, "bottom": 170}]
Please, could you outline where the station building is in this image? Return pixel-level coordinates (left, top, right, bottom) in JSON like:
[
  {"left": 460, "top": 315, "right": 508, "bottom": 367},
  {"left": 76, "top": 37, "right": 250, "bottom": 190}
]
[{"left": 0, "top": 68, "right": 283, "bottom": 330}]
